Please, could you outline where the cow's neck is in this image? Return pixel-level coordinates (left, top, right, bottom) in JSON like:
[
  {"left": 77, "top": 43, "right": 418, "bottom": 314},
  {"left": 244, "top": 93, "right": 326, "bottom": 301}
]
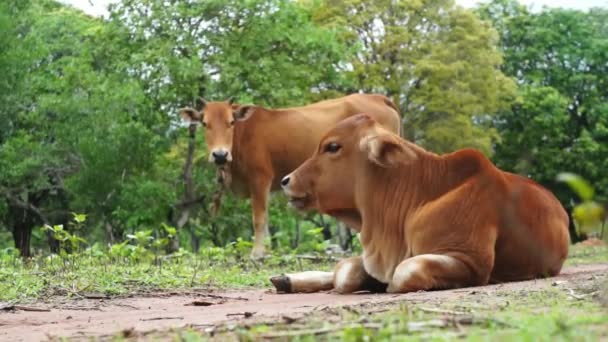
[{"left": 356, "top": 147, "right": 482, "bottom": 283}]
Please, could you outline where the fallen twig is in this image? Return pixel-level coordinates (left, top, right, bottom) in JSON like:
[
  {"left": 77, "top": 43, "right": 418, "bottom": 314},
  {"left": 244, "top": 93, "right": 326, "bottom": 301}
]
[
  {"left": 282, "top": 315, "right": 299, "bottom": 324},
  {"left": 0, "top": 305, "right": 51, "bottom": 312},
  {"left": 446, "top": 315, "right": 515, "bottom": 328},
  {"left": 185, "top": 300, "right": 224, "bottom": 307},
  {"left": 226, "top": 311, "right": 256, "bottom": 318},
  {"left": 140, "top": 316, "right": 184, "bottom": 321},
  {"left": 54, "top": 305, "right": 101, "bottom": 311},
  {"left": 418, "top": 307, "right": 469, "bottom": 315},
  {"left": 295, "top": 254, "right": 339, "bottom": 262},
  {"left": 260, "top": 323, "right": 383, "bottom": 339},
  {"left": 199, "top": 293, "right": 249, "bottom": 301},
  {"left": 407, "top": 319, "right": 448, "bottom": 332},
  {"left": 566, "top": 288, "right": 586, "bottom": 300},
  {"left": 113, "top": 303, "right": 140, "bottom": 310},
  {"left": 82, "top": 293, "right": 110, "bottom": 300}
]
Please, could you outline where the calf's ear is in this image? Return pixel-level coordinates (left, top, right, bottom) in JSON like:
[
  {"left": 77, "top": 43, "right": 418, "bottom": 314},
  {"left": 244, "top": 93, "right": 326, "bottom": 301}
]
[
  {"left": 178, "top": 107, "right": 202, "bottom": 123},
  {"left": 360, "top": 133, "right": 417, "bottom": 168},
  {"left": 233, "top": 105, "right": 254, "bottom": 121}
]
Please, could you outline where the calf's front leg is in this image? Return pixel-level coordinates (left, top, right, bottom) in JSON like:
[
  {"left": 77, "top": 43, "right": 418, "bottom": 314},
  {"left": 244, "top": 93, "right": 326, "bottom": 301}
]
[{"left": 270, "top": 256, "right": 387, "bottom": 294}]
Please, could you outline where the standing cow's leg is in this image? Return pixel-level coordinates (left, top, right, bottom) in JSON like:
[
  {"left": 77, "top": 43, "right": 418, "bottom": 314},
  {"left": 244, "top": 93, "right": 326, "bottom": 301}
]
[
  {"left": 250, "top": 178, "right": 271, "bottom": 259},
  {"left": 270, "top": 256, "right": 387, "bottom": 294},
  {"left": 386, "top": 253, "right": 491, "bottom": 293}
]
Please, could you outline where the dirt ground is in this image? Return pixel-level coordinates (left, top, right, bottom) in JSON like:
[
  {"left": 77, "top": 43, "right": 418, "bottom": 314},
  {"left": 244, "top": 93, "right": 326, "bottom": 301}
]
[{"left": 0, "top": 263, "right": 606, "bottom": 341}]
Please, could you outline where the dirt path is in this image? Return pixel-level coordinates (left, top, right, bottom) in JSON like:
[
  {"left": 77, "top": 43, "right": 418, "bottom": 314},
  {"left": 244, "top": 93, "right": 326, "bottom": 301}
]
[{"left": 1, "top": 263, "right": 606, "bottom": 341}]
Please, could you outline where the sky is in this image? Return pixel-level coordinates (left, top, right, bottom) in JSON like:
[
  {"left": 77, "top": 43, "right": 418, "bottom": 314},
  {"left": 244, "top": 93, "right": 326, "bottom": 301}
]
[{"left": 59, "top": 0, "right": 608, "bottom": 17}]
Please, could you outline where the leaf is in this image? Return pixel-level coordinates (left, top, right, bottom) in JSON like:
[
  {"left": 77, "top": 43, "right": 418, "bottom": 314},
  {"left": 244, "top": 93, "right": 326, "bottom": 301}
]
[
  {"left": 556, "top": 173, "right": 595, "bottom": 201},
  {"left": 572, "top": 201, "right": 605, "bottom": 234},
  {"left": 72, "top": 212, "right": 87, "bottom": 223}
]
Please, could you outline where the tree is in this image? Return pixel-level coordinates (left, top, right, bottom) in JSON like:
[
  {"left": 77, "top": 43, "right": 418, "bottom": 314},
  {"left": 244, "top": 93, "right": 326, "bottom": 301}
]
[
  {"left": 312, "top": 0, "right": 516, "bottom": 154},
  {"left": 106, "top": 0, "right": 353, "bottom": 250},
  {"left": 108, "top": 0, "right": 351, "bottom": 107},
  {"left": 478, "top": 0, "right": 608, "bottom": 241},
  {"left": 0, "top": 0, "right": 171, "bottom": 256}
]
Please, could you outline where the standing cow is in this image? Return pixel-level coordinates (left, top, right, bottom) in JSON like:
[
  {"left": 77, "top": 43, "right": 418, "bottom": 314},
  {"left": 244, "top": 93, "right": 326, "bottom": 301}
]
[
  {"left": 274, "top": 114, "right": 570, "bottom": 293},
  {"left": 179, "top": 94, "right": 401, "bottom": 258}
]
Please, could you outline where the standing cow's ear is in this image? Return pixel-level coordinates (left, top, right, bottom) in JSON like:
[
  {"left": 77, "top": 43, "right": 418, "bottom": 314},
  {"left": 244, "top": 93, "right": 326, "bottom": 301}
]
[
  {"left": 178, "top": 107, "right": 202, "bottom": 123},
  {"left": 360, "top": 133, "right": 417, "bottom": 168},
  {"left": 233, "top": 105, "right": 254, "bottom": 121},
  {"left": 196, "top": 97, "right": 207, "bottom": 110}
]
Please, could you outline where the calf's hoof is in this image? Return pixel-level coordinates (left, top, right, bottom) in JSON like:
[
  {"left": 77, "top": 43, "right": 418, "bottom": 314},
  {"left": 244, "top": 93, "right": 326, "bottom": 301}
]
[{"left": 270, "top": 275, "right": 292, "bottom": 293}]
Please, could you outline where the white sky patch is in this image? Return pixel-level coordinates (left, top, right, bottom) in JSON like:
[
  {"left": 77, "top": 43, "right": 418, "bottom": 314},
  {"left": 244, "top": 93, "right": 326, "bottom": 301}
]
[
  {"left": 458, "top": 0, "right": 608, "bottom": 11},
  {"left": 59, "top": 0, "right": 607, "bottom": 18}
]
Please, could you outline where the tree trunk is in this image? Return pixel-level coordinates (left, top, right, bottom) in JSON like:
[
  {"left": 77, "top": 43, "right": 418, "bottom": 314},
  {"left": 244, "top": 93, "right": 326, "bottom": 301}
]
[
  {"left": 188, "top": 225, "right": 201, "bottom": 253},
  {"left": 291, "top": 219, "right": 301, "bottom": 249},
  {"left": 104, "top": 220, "right": 115, "bottom": 245},
  {"left": 269, "top": 225, "right": 278, "bottom": 250},
  {"left": 209, "top": 223, "right": 222, "bottom": 247},
  {"left": 319, "top": 215, "right": 332, "bottom": 241},
  {"left": 337, "top": 222, "right": 353, "bottom": 251},
  {"left": 8, "top": 197, "right": 50, "bottom": 257},
  {"left": 11, "top": 210, "right": 32, "bottom": 258},
  {"left": 167, "top": 124, "right": 200, "bottom": 253}
]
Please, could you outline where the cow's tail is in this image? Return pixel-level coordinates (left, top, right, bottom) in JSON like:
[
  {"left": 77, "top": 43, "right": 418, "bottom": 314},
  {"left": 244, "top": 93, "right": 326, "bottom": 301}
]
[{"left": 382, "top": 95, "right": 402, "bottom": 137}]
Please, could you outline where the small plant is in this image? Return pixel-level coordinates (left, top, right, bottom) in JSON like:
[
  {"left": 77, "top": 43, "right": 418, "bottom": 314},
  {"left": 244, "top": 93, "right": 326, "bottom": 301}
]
[
  {"left": 42, "top": 213, "right": 89, "bottom": 254},
  {"left": 295, "top": 227, "right": 330, "bottom": 254}
]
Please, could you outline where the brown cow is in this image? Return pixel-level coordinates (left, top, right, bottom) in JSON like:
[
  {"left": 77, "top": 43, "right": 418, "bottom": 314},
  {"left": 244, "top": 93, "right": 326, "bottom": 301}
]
[
  {"left": 272, "top": 114, "right": 570, "bottom": 293},
  {"left": 179, "top": 95, "right": 401, "bottom": 258}
]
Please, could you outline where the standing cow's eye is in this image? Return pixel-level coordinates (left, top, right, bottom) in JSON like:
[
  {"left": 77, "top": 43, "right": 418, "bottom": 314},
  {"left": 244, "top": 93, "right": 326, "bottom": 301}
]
[
  {"left": 229, "top": 120, "right": 235, "bottom": 126},
  {"left": 324, "top": 142, "right": 341, "bottom": 153}
]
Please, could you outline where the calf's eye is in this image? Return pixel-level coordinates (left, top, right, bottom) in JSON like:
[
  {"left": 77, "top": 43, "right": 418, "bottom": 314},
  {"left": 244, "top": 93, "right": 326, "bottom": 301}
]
[
  {"left": 324, "top": 142, "right": 341, "bottom": 153},
  {"left": 229, "top": 120, "right": 235, "bottom": 126}
]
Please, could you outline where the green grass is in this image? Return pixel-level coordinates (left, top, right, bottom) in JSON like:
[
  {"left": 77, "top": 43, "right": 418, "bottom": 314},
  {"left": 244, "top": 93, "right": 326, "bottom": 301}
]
[
  {"left": 566, "top": 243, "right": 608, "bottom": 266},
  {"left": 2, "top": 242, "right": 606, "bottom": 341},
  {"left": 104, "top": 243, "right": 607, "bottom": 342},
  {"left": 0, "top": 249, "right": 335, "bottom": 302},
  {"left": 0, "top": 241, "right": 605, "bottom": 303}
]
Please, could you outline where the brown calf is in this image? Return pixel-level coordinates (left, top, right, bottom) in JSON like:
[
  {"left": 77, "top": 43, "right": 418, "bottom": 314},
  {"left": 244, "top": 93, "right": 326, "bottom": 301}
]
[{"left": 274, "top": 114, "right": 570, "bottom": 293}]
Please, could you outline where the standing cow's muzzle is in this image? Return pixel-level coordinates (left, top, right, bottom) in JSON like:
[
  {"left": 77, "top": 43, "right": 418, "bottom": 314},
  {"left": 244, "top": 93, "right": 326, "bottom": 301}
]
[{"left": 210, "top": 149, "right": 231, "bottom": 165}]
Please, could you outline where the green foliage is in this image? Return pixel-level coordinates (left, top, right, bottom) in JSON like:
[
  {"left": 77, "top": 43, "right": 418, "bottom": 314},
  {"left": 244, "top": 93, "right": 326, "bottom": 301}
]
[
  {"left": 1, "top": 0, "right": 351, "bottom": 254},
  {"left": 109, "top": 0, "right": 350, "bottom": 107},
  {"left": 1, "top": 0, "right": 606, "bottom": 256},
  {"left": 299, "top": 227, "right": 330, "bottom": 253},
  {"left": 479, "top": 1, "right": 608, "bottom": 238},
  {"left": 313, "top": 0, "right": 517, "bottom": 154}
]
